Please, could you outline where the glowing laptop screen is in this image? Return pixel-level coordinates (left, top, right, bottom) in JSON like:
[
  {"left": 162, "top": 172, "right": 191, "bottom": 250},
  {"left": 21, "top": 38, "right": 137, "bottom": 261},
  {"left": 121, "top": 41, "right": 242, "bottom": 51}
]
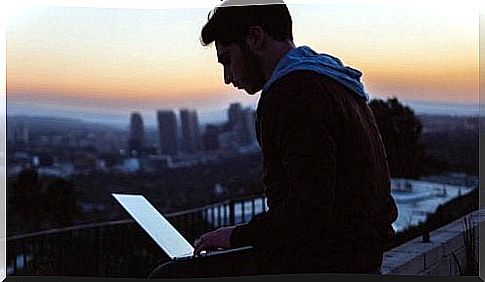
[{"left": 112, "top": 193, "right": 194, "bottom": 259}]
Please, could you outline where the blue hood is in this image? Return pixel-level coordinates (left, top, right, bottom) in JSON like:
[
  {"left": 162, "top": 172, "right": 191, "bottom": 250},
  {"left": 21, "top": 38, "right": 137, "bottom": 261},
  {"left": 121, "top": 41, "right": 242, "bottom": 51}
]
[{"left": 262, "top": 46, "right": 370, "bottom": 101}]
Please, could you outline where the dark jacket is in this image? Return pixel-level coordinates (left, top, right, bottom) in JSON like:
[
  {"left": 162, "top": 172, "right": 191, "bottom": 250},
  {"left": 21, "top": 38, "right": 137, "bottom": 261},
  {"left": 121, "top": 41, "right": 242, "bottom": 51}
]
[{"left": 230, "top": 71, "right": 398, "bottom": 273}]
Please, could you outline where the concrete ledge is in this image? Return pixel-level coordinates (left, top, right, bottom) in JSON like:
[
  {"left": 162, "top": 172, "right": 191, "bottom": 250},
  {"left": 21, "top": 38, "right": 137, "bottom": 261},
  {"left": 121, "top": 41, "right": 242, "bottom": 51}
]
[{"left": 382, "top": 209, "right": 483, "bottom": 276}]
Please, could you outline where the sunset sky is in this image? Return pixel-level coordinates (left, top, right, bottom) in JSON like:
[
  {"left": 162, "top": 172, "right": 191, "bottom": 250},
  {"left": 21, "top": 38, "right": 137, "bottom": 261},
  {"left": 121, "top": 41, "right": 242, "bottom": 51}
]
[{"left": 6, "top": 3, "right": 479, "bottom": 127}]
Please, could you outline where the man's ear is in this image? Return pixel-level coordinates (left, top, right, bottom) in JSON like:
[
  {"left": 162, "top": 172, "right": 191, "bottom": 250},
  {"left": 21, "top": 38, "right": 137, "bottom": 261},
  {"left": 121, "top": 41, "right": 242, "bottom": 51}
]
[{"left": 245, "top": 26, "right": 265, "bottom": 52}]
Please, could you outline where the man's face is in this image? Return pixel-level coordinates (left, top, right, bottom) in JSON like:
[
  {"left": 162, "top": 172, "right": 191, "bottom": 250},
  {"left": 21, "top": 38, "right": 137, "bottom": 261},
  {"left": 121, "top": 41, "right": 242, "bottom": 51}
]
[{"left": 215, "top": 41, "right": 266, "bottom": 95}]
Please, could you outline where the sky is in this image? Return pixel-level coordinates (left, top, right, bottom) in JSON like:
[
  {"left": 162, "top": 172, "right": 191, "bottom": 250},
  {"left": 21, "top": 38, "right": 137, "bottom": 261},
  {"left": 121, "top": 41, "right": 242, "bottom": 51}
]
[{"left": 5, "top": 3, "right": 480, "bottom": 127}]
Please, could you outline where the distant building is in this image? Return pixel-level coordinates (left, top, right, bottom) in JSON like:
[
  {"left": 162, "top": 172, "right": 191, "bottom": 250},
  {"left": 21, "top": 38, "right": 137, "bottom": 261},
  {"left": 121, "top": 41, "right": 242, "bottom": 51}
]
[
  {"left": 128, "top": 112, "right": 145, "bottom": 155},
  {"left": 7, "top": 119, "right": 29, "bottom": 144},
  {"left": 218, "top": 130, "right": 235, "bottom": 149},
  {"left": 180, "top": 109, "right": 201, "bottom": 154},
  {"left": 228, "top": 103, "right": 242, "bottom": 130},
  {"left": 227, "top": 103, "right": 255, "bottom": 146},
  {"left": 157, "top": 110, "right": 178, "bottom": 157},
  {"left": 241, "top": 107, "right": 256, "bottom": 144},
  {"left": 202, "top": 124, "right": 220, "bottom": 151}
]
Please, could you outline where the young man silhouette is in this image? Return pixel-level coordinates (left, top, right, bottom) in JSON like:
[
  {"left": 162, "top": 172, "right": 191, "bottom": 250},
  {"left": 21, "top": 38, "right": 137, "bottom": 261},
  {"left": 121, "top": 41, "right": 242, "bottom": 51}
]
[{"left": 149, "top": 1, "right": 397, "bottom": 278}]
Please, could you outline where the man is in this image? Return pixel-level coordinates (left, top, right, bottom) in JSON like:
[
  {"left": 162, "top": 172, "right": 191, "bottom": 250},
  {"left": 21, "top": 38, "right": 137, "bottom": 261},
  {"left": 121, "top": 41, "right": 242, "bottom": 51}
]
[{"left": 149, "top": 0, "right": 397, "bottom": 278}]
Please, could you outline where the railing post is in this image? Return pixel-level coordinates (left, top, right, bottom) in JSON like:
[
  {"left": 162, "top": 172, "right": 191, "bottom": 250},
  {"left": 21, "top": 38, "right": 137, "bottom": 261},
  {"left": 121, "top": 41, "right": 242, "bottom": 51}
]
[
  {"left": 99, "top": 226, "right": 104, "bottom": 276},
  {"left": 95, "top": 227, "right": 100, "bottom": 276},
  {"left": 223, "top": 204, "right": 228, "bottom": 226},
  {"left": 204, "top": 208, "right": 209, "bottom": 227},
  {"left": 211, "top": 207, "right": 216, "bottom": 228},
  {"left": 22, "top": 239, "right": 27, "bottom": 273},
  {"left": 31, "top": 236, "right": 36, "bottom": 271},
  {"left": 187, "top": 213, "right": 192, "bottom": 234},
  {"left": 241, "top": 201, "right": 245, "bottom": 224},
  {"left": 197, "top": 210, "right": 203, "bottom": 234},
  {"left": 218, "top": 205, "right": 223, "bottom": 226},
  {"left": 229, "top": 200, "right": 235, "bottom": 226},
  {"left": 251, "top": 199, "right": 256, "bottom": 218},
  {"left": 13, "top": 246, "right": 17, "bottom": 274}
]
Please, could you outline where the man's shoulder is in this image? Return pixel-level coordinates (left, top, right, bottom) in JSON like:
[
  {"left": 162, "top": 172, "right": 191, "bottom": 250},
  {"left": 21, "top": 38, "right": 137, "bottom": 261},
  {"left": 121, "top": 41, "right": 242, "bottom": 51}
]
[
  {"left": 269, "top": 70, "right": 325, "bottom": 89},
  {"left": 260, "top": 71, "right": 348, "bottom": 123},
  {"left": 268, "top": 70, "right": 354, "bottom": 95},
  {"left": 265, "top": 70, "right": 353, "bottom": 104}
]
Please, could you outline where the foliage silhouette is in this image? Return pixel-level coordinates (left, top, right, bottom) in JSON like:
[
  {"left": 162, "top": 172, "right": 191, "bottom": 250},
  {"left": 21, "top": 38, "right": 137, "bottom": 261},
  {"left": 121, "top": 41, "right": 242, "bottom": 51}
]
[{"left": 369, "top": 97, "right": 427, "bottom": 178}]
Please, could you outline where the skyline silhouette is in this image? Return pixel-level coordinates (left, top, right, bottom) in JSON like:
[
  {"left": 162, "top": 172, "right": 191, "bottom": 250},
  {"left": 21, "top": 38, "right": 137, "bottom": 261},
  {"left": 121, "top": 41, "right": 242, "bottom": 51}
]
[{"left": 6, "top": 4, "right": 479, "bottom": 129}]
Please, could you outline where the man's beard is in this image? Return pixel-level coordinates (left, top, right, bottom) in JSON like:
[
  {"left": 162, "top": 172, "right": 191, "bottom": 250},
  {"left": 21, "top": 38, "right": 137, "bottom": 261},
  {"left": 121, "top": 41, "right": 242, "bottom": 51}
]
[{"left": 241, "top": 44, "right": 266, "bottom": 95}]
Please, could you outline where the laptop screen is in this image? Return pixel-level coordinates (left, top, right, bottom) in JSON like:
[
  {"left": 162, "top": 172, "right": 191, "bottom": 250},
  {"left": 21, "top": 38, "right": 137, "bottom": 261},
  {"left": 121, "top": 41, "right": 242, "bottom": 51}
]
[{"left": 112, "top": 193, "right": 194, "bottom": 259}]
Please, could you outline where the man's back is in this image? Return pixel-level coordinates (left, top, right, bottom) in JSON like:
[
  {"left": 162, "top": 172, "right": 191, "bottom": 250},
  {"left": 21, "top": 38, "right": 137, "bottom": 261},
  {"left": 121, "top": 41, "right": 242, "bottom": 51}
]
[{"left": 230, "top": 70, "right": 398, "bottom": 273}]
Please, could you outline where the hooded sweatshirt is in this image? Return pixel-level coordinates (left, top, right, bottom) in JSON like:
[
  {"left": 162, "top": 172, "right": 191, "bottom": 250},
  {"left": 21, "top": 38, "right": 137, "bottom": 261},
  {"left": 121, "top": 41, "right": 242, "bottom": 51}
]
[
  {"left": 230, "top": 45, "right": 397, "bottom": 273},
  {"left": 262, "top": 46, "right": 369, "bottom": 102}
]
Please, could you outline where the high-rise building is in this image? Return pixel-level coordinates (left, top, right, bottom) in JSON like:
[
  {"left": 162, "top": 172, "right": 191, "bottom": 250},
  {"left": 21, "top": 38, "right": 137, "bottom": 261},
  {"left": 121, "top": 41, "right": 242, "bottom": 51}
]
[
  {"left": 180, "top": 109, "right": 201, "bottom": 154},
  {"left": 226, "top": 103, "right": 241, "bottom": 145},
  {"left": 157, "top": 110, "right": 178, "bottom": 156},
  {"left": 202, "top": 124, "right": 219, "bottom": 151},
  {"left": 128, "top": 112, "right": 145, "bottom": 155},
  {"left": 227, "top": 103, "right": 255, "bottom": 146},
  {"left": 228, "top": 103, "right": 242, "bottom": 130},
  {"left": 6, "top": 118, "right": 16, "bottom": 144},
  {"left": 8, "top": 119, "right": 30, "bottom": 144},
  {"left": 241, "top": 107, "right": 257, "bottom": 144}
]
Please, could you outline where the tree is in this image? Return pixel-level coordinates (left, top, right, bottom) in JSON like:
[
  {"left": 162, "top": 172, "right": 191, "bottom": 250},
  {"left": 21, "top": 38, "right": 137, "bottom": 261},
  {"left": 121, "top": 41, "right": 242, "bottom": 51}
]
[
  {"left": 369, "top": 97, "right": 427, "bottom": 178},
  {"left": 12, "top": 169, "right": 42, "bottom": 231},
  {"left": 43, "top": 178, "right": 80, "bottom": 226},
  {"left": 12, "top": 169, "right": 80, "bottom": 232}
]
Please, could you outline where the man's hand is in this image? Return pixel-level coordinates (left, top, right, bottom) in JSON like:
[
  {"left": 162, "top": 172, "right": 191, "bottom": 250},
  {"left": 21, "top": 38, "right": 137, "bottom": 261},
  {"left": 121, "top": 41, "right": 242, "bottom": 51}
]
[{"left": 193, "top": 226, "right": 236, "bottom": 255}]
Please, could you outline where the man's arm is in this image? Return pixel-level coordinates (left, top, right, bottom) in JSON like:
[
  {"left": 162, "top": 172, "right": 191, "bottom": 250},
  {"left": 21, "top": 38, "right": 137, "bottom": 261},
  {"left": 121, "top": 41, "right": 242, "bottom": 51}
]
[{"left": 230, "top": 72, "right": 340, "bottom": 249}]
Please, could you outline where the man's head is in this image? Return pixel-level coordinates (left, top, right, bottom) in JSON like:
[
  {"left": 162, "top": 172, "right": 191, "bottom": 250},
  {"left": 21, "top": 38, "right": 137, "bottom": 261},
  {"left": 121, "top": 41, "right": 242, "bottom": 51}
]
[{"left": 200, "top": 2, "right": 293, "bottom": 94}]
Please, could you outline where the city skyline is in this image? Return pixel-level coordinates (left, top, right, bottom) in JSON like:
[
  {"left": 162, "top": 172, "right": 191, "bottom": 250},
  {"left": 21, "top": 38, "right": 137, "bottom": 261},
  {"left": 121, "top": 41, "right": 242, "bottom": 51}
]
[
  {"left": 5, "top": 98, "right": 480, "bottom": 129},
  {"left": 6, "top": 101, "right": 260, "bottom": 161},
  {"left": 6, "top": 4, "right": 479, "bottom": 127}
]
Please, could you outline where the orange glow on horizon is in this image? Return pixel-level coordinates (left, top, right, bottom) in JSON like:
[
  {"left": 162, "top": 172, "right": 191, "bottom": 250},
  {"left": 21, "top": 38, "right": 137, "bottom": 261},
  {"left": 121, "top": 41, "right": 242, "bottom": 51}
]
[{"left": 6, "top": 5, "right": 479, "bottom": 114}]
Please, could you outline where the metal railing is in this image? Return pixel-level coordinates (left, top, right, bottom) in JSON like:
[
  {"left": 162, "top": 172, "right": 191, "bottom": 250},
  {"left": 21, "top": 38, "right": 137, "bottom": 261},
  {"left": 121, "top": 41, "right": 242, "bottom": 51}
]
[{"left": 7, "top": 194, "right": 267, "bottom": 277}]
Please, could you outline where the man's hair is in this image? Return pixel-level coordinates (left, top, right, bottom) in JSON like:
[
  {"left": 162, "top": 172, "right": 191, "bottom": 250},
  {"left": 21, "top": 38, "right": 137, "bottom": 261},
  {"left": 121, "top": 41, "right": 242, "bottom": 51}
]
[{"left": 200, "top": 3, "right": 293, "bottom": 46}]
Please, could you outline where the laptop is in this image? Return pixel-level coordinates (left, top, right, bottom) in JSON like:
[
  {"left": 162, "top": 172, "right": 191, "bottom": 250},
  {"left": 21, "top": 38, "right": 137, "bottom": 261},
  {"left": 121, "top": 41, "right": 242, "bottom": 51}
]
[
  {"left": 111, "top": 193, "right": 252, "bottom": 261},
  {"left": 112, "top": 193, "right": 195, "bottom": 260}
]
